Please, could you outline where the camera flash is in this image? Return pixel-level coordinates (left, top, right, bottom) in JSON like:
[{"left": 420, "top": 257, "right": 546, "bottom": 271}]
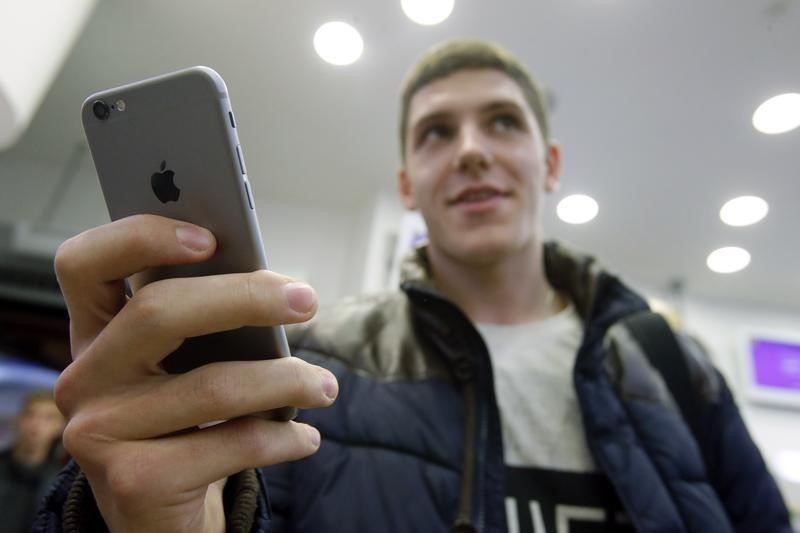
[{"left": 115, "top": 99, "right": 126, "bottom": 112}]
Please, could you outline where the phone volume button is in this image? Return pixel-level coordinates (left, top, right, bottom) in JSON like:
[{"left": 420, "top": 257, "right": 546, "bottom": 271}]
[
  {"left": 235, "top": 144, "right": 247, "bottom": 175},
  {"left": 243, "top": 178, "right": 254, "bottom": 210}
]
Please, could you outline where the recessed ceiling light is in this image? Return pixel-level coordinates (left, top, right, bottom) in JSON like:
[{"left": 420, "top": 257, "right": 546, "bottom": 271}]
[
  {"left": 720, "top": 195, "right": 769, "bottom": 227},
  {"left": 556, "top": 194, "right": 599, "bottom": 224},
  {"left": 313, "top": 21, "right": 363, "bottom": 66},
  {"left": 706, "top": 246, "right": 751, "bottom": 274},
  {"left": 752, "top": 93, "right": 800, "bottom": 134},
  {"left": 401, "top": 0, "right": 455, "bottom": 25}
]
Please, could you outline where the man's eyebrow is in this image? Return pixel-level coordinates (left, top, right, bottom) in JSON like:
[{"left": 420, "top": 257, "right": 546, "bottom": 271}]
[{"left": 481, "top": 100, "right": 526, "bottom": 114}]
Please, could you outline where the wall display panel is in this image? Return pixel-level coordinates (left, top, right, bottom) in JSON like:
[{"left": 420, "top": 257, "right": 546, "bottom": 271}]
[{"left": 739, "top": 328, "right": 800, "bottom": 409}]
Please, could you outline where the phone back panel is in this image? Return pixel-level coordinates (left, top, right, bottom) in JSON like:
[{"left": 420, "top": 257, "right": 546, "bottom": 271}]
[{"left": 82, "top": 67, "right": 290, "bottom": 372}]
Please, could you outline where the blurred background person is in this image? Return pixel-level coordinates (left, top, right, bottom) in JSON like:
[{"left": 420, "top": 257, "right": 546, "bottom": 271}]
[{"left": 0, "top": 389, "right": 66, "bottom": 533}]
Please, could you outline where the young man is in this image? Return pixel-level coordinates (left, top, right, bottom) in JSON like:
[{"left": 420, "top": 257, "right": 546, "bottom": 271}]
[
  {"left": 1, "top": 389, "right": 65, "bottom": 533},
  {"left": 38, "top": 41, "right": 790, "bottom": 532}
]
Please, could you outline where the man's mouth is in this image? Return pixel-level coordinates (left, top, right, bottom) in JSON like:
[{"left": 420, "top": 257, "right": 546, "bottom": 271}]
[{"left": 449, "top": 186, "right": 509, "bottom": 205}]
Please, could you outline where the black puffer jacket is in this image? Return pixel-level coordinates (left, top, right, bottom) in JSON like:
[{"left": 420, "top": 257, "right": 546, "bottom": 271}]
[
  {"left": 267, "top": 242, "right": 790, "bottom": 532},
  {"left": 35, "top": 242, "right": 791, "bottom": 532}
]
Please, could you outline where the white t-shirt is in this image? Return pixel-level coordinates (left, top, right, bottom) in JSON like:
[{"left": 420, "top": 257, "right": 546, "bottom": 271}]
[
  {"left": 476, "top": 303, "right": 592, "bottom": 471},
  {"left": 476, "top": 304, "right": 633, "bottom": 533}
]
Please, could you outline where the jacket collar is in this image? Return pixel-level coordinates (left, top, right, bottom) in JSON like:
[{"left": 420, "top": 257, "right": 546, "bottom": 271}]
[{"left": 399, "top": 240, "right": 617, "bottom": 322}]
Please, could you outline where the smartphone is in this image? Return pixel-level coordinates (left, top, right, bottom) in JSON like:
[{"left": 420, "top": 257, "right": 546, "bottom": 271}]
[{"left": 81, "top": 66, "right": 293, "bottom": 382}]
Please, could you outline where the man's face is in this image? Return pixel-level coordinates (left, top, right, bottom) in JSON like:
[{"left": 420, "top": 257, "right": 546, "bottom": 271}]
[
  {"left": 16, "top": 399, "right": 65, "bottom": 449},
  {"left": 399, "top": 69, "right": 560, "bottom": 266}
]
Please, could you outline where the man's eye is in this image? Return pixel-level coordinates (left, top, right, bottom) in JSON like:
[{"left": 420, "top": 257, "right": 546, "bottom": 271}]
[
  {"left": 491, "top": 114, "right": 520, "bottom": 132},
  {"left": 418, "top": 124, "right": 452, "bottom": 145}
]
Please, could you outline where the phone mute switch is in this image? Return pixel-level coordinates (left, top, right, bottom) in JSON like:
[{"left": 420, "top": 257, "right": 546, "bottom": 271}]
[
  {"left": 243, "top": 178, "right": 254, "bottom": 210},
  {"left": 235, "top": 144, "right": 247, "bottom": 175}
]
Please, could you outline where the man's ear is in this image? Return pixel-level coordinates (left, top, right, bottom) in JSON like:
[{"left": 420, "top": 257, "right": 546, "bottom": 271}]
[
  {"left": 544, "top": 142, "right": 561, "bottom": 193},
  {"left": 397, "top": 168, "right": 418, "bottom": 209}
]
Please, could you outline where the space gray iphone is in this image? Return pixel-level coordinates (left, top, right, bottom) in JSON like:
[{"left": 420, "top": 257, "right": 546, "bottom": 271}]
[{"left": 81, "top": 66, "right": 293, "bottom": 384}]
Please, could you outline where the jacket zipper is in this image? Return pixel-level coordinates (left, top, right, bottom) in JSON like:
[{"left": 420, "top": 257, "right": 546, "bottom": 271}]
[
  {"left": 404, "top": 284, "right": 484, "bottom": 533},
  {"left": 452, "top": 379, "right": 478, "bottom": 533}
]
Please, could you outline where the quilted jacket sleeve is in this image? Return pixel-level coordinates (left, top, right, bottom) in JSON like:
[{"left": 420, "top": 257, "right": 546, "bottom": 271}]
[
  {"left": 32, "top": 460, "right": 82, "bottom": 533},
  {"left": 683, "top": 337, "right": 793, "bottom": 533},
  {"left": 32, "top": 461, "right": 274, "bottom": 533},
  {"left": 259, "top": 462, "right": 293, "bottom": 532}
]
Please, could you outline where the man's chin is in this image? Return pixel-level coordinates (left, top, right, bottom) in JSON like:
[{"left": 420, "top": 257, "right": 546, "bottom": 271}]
[{"left": 443, "top": 239, "right": 524, "bottom": 266}]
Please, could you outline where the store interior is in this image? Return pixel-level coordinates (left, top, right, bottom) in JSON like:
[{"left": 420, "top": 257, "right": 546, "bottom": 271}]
[{"left": 1, "top": 0, "right": 798, "bottom": 524}]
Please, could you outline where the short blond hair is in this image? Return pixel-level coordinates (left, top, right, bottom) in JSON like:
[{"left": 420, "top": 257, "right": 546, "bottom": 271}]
[
  {"left": 20, "top": 389, "right": 56, "bottom": 411},
  {"left": 399, "top": 39, "right": 550, "bottom": 159}
]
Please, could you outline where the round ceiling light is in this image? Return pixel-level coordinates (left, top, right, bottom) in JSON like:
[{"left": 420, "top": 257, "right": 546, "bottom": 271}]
[
  {"left": 720, "top": 195, "right": 769, "bottom": 227},
  {"left": 401, "top": 0, "right": 455, "bottom": 25},
  {"left": 313, "top": 21, "right": 363, "bottom": 66},
  {"left": 556, "top": 194, "right": 599, "bottom": 224},
  {"left": 706, "top": 246, "right": 751, "bottom": 274},
  {"left": 752, "top": 93, "right": 800, "bottom": 134}
]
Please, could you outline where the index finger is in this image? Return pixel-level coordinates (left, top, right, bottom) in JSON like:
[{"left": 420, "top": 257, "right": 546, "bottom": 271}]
[{"left": 55, "top": 214, "right": 216, "bottom": 353}]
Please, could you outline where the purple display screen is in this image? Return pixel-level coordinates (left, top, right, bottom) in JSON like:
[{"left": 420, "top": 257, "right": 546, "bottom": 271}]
[{"left": 751, "top": 338, "right": 800, "bottom": 391}]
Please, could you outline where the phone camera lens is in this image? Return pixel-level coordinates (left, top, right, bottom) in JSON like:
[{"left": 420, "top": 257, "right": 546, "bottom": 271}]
[{"left": 92, "top": 100, "right": 110, "bottom": 120}]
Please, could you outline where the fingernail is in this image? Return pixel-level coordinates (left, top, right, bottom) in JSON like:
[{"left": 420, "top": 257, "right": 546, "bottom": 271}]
[
  {"left": 306, "top": 425, "right": 321, "bottom": 447},
  {"left": 285, "top": 282, "right": 316, "bottom": 313},
  {"left": 176, "top": 225, "right": 213, "bottom": 251},
  {"left": 320, "top": 369, "right": 339, "bottom": 400}
]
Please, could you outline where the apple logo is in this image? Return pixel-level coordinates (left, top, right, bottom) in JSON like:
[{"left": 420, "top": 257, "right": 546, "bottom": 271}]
[{"left": 151, "top": 160, "right": 180, "bottom": 203}]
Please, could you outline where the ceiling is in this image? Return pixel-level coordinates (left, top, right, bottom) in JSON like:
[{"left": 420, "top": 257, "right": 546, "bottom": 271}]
[{"left": 2, "top": 0, "right": 799, "bottom": 311}]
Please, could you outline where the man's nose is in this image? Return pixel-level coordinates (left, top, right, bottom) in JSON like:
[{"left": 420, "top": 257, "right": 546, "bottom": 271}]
[{"left": 454, "top": 123, "right": 492, "bottom": 174}]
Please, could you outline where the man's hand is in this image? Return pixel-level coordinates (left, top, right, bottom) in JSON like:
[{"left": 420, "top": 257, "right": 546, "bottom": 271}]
[{"left": 53, "top": 214, "right": 338, "bottom": 533}]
